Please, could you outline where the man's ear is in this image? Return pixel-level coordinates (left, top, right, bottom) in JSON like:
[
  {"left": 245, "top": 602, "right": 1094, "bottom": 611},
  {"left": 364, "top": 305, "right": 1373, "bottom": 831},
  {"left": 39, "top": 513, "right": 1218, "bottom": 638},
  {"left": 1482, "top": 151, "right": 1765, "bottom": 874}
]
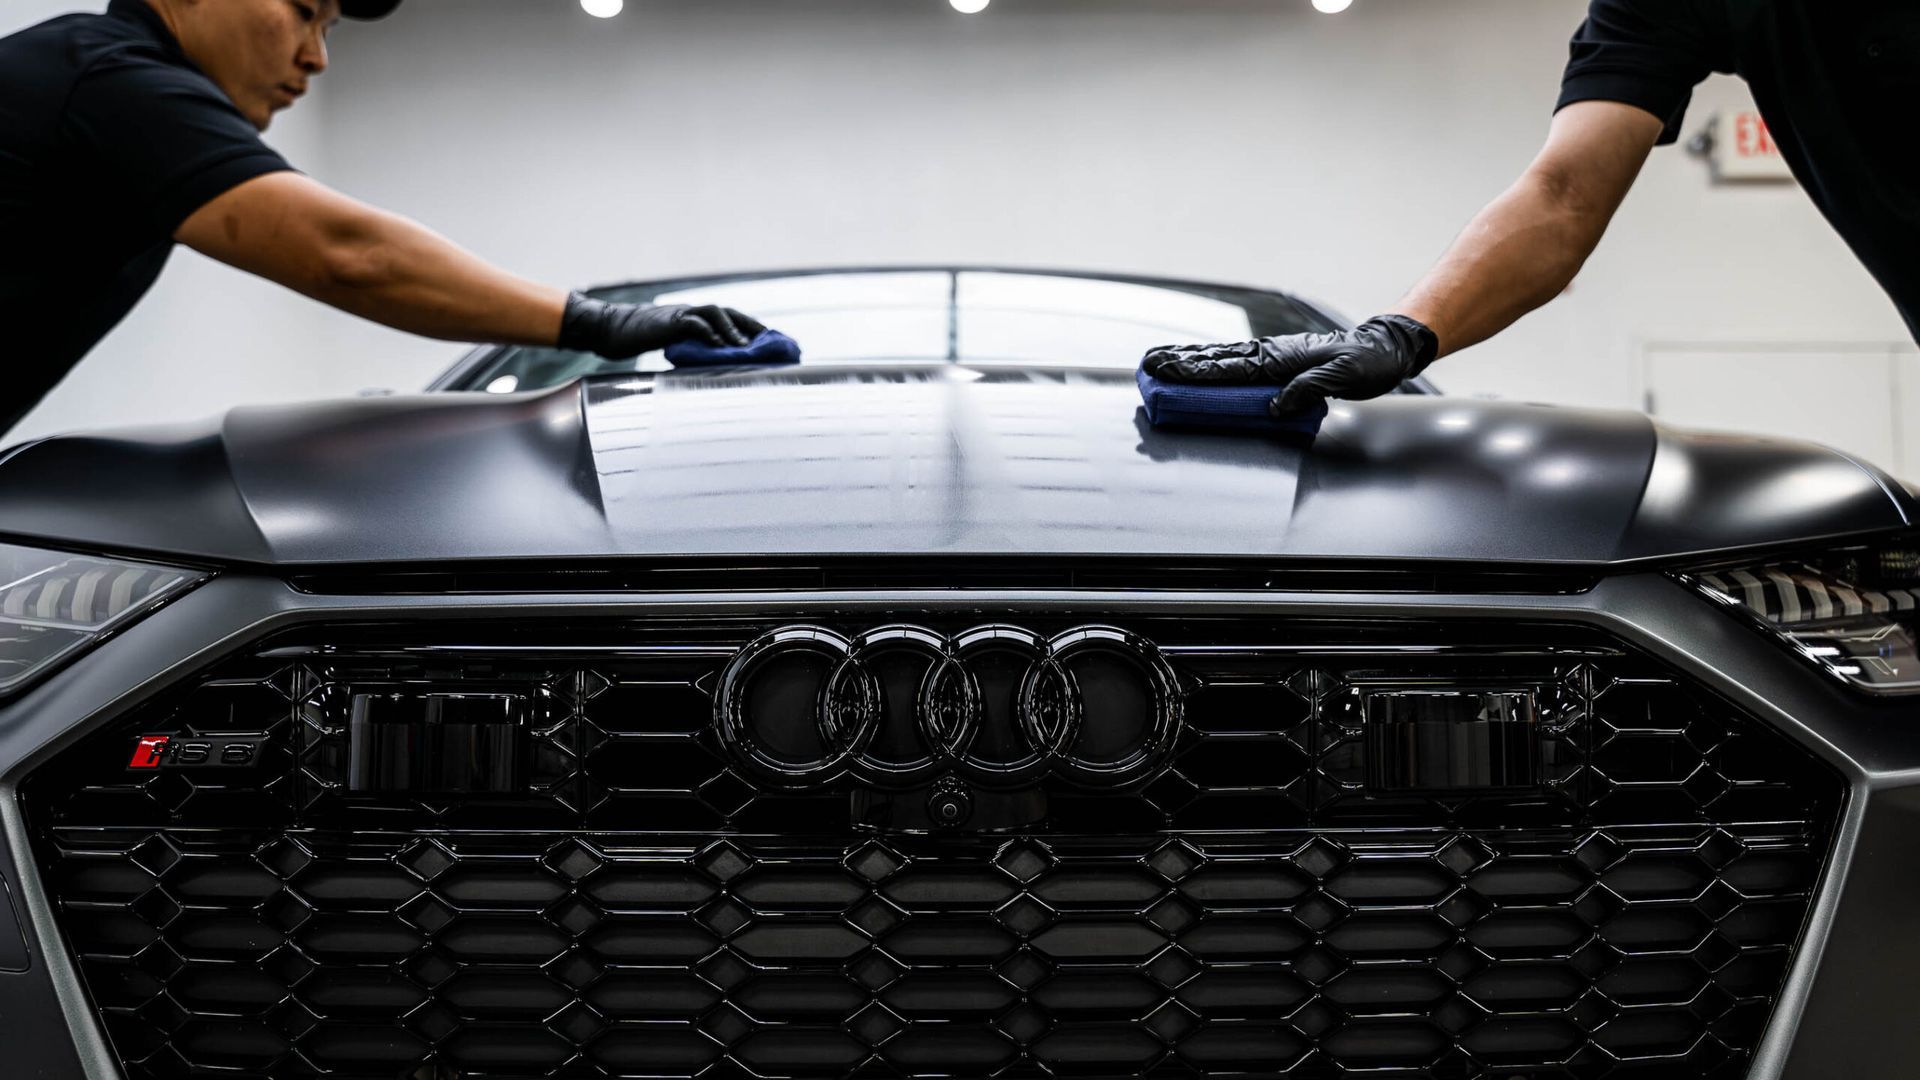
[
  {"left": 141, "top": 1, "right": 195, "bottom": 47},
  {"left": 151, "top": 0, "right": 204, "bottom": 30}
]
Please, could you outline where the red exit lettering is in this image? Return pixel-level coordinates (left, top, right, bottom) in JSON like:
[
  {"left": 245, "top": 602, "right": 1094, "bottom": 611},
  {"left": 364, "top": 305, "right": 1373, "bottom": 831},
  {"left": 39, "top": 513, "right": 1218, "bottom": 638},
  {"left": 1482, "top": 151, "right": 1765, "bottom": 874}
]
[{"left": 1735, "top": 112, "right": 1776, "bottom": 158}]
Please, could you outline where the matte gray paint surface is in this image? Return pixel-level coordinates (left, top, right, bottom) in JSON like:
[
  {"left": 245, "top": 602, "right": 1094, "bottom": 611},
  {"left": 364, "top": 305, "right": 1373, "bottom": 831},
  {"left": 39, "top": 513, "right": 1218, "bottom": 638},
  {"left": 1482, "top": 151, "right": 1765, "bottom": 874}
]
[{"left": 0, "top": 368, "right": 1908, "bottom": 565}]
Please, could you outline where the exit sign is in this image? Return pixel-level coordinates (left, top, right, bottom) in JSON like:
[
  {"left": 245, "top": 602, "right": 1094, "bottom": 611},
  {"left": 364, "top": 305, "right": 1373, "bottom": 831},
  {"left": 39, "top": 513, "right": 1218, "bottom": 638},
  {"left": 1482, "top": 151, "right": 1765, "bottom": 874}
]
[{"left": 1706, "top": 110, "right": 1796, "bottom": 183}]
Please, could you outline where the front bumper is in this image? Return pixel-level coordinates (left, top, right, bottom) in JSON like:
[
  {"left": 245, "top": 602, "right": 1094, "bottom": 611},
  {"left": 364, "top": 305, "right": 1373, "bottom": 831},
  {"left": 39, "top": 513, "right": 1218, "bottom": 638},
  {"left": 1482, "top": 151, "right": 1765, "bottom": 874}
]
[{"left": 0, "top": 571, "right": 1908, "bottom": 1080}]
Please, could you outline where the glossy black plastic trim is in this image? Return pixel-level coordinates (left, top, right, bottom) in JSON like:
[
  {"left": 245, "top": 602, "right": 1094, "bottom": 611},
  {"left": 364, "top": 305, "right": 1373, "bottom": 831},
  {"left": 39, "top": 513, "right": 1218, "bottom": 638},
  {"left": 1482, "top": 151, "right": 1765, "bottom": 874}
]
[
  {"left": 0, "top": 575, "right": 1910, "bottom": 1079},
  {"left": 286, "top": 557, "right": 1605, "bottom": 597}
]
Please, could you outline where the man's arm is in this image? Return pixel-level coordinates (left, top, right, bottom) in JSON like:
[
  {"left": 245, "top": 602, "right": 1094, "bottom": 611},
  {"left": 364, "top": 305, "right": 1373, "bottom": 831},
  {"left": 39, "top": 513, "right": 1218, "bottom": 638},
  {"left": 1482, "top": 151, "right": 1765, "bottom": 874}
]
[
  {"left": 176, "top": 171, "right": 568, "bottom": 345},
  {"left": 1393, "top": 99, "right": 1665, "bottom": 357},
  {"left": 178, "top": 171, "right": 766, "bottom": 357},
  {"left": 1143, "top": 100, "right": 1666, "bottom": 413}
]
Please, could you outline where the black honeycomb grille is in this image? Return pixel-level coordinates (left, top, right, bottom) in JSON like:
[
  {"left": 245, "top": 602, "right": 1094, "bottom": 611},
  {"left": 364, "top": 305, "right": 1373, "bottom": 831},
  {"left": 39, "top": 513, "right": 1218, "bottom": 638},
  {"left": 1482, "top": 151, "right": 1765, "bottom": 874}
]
[{"left": 25, "top": 617, "right": 1842, "bottom": 1080}]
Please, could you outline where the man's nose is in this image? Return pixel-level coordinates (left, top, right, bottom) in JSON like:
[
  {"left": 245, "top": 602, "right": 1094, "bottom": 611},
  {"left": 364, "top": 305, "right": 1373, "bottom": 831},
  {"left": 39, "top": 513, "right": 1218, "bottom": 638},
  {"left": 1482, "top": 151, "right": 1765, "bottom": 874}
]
[{"left": 298, "top": 34, "right": 329, "bottom": 75}]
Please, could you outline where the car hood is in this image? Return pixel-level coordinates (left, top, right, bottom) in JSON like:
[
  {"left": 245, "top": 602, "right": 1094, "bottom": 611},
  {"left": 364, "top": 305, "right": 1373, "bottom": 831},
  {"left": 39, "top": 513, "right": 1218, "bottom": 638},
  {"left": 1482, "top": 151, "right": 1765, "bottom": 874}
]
[{"left": 0, "top": 366, "right": 1909, "bottom": 567}]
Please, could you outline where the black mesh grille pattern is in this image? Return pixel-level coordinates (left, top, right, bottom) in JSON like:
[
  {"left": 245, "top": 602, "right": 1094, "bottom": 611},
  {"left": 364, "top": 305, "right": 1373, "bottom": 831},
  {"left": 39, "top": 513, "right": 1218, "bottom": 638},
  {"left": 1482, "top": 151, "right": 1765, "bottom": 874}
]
[{"left": 25, "top": 617, "right": 1842, "bottom": 1080}]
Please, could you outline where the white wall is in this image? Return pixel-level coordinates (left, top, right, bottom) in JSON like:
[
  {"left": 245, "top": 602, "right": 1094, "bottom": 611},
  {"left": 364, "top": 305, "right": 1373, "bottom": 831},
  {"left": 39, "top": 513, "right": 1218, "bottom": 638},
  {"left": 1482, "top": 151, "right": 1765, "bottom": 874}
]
[{"left": 6, "top": 0, "right": 1911, "bottom": 449}]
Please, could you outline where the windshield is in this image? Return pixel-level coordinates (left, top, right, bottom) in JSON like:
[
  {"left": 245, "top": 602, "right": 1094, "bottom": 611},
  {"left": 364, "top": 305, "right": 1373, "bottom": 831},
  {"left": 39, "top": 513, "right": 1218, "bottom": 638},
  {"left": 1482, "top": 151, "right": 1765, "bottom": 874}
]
[{"left": 446, "top": 268, "right": 1331, "bottom": 393}]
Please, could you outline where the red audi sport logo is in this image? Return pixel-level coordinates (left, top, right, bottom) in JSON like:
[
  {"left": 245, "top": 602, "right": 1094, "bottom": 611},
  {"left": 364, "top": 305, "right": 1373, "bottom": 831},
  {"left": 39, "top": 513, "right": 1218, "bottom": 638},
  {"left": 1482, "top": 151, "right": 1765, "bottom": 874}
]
[
  {"left": 128, "top": 735, "right": 171, "bottom": 769},
  {"left": 127, "top": 735, "right": 262, "bottom": 770}
]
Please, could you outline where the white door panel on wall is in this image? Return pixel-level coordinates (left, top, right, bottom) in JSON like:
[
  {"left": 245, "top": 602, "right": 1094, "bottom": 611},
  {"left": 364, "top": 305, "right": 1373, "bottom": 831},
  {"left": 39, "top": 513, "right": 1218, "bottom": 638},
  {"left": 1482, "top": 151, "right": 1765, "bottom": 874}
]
[
  {"left": 1643, "top": 343, "right": 1917, "bottom": 480},
  {"left": 1899, "top": 343, "right": 1920, "bottom": 481}
]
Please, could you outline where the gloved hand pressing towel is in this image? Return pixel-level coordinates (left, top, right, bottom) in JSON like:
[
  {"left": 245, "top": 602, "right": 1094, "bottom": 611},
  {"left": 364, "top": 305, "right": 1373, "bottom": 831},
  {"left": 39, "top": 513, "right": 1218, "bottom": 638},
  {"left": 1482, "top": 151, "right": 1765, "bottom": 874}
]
[
  {"left": 1135, "top": 366, "right": 1327, "bottom": 434},
  {"left": 558, "top": 293, "right": 768, "bottom": 359},
  {"left": 665, "top": 329, "right": 803, "bottom": 368}
]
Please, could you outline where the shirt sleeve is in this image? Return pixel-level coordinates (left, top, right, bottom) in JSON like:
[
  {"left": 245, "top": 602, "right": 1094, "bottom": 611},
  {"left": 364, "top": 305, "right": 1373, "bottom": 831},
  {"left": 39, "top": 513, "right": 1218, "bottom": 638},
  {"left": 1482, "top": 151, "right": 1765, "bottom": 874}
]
[
  {"left": 1557, "top": 0, "right": 1727, "bottom": 145},
  {"left": 61, "top": 44, "right": 292, "bottom": 236}
]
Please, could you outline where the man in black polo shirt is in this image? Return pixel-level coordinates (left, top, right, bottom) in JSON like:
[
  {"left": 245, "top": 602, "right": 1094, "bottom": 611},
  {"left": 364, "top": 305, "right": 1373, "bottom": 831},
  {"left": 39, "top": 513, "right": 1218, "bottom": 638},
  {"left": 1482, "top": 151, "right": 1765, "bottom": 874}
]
[
  {"left": 1144, "top": 0, "right": 1920, "bottom": 415},
  {"left": 0, "top": 0, "right": 765, "bottom": 439}
]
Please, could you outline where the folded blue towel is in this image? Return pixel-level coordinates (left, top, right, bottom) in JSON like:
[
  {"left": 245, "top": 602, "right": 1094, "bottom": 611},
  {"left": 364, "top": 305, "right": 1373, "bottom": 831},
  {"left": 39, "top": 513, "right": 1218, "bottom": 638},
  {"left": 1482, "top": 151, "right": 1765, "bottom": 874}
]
[
  {"left": 1136, "top": 366, "right": 1328, "bottom": 434},
  {"left": 664, "top": 329, "right": 802, "bottom": 368}
]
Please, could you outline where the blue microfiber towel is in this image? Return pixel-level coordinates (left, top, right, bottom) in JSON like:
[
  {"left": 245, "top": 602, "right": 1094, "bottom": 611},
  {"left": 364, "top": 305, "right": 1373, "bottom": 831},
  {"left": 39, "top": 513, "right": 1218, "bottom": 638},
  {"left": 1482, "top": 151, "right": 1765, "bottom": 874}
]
[
  {"left": 1136, "top": 366, "right": 1328, "bottom": 434},
  {"left": 664, "top": 329, "right": 802, "bottom": 368}
]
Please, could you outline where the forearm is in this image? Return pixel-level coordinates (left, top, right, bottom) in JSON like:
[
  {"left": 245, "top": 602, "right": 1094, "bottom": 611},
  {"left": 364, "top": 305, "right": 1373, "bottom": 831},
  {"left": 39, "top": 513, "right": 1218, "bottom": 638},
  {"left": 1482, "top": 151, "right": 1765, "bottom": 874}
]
[
  {"left": 179, "top": 172, "right": 566, "bottom": 346},
  {"left": 300, "top": 206, "right": 568, "bottom": 346},
  {"left": 1389, "top": 100, "right": 1663, "bottom": 358},
  {"left": 1391, "top": 170, "right": 1609, "bottom": 357}
]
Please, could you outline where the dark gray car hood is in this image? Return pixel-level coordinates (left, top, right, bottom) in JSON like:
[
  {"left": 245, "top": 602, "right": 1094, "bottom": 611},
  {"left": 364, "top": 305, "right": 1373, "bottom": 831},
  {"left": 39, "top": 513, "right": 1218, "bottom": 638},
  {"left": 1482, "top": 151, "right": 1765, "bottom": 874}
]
[{"left": 0, "top": 366, "right": 1909, "bottom": 567}]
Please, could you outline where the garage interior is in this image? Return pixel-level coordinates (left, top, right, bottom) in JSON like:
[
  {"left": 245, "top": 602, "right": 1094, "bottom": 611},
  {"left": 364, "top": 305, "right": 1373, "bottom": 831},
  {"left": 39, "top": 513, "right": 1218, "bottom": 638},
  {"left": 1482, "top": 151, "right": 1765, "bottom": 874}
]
[
  {"left": 3, "top": 0, "right": 1912, "bottom": 475},
  {"left": 4, "top": 4, "right": 1919, "bottom": 1080}
]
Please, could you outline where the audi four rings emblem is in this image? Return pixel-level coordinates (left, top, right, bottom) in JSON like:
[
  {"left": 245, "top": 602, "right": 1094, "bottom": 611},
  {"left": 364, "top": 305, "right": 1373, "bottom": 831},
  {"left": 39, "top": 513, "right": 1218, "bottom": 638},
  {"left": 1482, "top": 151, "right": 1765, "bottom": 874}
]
[{"left": 716, "top": 624, "right": 1185, "bottom": 791}]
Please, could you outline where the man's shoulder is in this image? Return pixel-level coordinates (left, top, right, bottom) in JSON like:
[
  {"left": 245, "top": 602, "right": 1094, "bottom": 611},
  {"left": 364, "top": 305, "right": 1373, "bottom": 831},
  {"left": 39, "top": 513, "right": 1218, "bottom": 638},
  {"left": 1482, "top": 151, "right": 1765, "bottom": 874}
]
[
  {"left": 0, "top": 10, "right": 177, "bottom": 96},
  {"left": 3, "top": 9, "right": 154, "bottom": 57},
  {"left": 1576, "top": 0, "right": 1734, "bottom": 42}
]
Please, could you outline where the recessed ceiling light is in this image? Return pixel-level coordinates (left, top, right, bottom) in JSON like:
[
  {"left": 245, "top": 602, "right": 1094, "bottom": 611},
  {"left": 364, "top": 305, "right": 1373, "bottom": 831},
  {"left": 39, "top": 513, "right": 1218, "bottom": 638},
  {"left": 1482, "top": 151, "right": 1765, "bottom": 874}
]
[
  {"left": 1312, "top": 0, "right": 1354, "bottom": 11},
  {"left": 950, "top": 0, "right": 990, "bottom": 12},
  {"left": 581, "top": 0, "right": 623, "bottom": 18}
]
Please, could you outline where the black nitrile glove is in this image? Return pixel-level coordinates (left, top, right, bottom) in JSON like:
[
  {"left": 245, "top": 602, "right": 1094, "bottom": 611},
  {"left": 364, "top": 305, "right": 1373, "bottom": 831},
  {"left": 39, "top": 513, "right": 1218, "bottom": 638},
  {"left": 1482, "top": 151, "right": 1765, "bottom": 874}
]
[
  {"left": 558, "top": 292, "right": 768, "bottom": 359},
  {"left": 1142, "top": 314, "right": 1439, "bottom": 415}
]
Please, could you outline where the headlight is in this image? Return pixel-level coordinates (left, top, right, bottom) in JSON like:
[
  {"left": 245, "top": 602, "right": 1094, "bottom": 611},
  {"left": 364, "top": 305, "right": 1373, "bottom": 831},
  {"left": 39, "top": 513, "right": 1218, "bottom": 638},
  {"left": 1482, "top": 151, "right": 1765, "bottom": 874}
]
[
  {"left": 0, "top": 542, "right": 207, "bottom": 697},
  {"left": 1677, "top": 540, "right": 1920, "bottom": 694}
]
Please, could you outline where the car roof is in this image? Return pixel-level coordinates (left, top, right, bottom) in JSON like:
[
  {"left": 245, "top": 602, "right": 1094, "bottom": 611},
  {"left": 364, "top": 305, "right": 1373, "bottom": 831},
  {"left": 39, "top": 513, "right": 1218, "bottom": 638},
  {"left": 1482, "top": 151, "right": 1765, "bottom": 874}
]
[{"left": 429, "top": 265, "right": 1344, "bottom": 392}]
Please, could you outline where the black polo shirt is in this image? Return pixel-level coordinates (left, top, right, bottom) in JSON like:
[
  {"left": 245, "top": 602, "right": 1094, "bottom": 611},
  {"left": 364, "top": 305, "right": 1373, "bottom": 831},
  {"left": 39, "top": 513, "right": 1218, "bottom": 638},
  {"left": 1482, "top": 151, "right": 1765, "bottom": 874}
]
[
  {"left": 0, "top": 0, "right": 292, "bottom": 438},
  {"left": 1559, "top": 0, "right": 1920, "bottom": 342}
]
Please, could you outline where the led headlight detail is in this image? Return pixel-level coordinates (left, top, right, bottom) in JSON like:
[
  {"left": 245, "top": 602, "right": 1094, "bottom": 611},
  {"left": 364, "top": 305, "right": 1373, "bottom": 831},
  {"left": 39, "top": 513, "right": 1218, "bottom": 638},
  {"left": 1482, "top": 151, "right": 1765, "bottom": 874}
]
[
  {"left": 1682, "top": 545, "right": 1920, "bottom": 694},
  {"left": 0, "top": 542, "right": 206, "bottom": 696}
]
